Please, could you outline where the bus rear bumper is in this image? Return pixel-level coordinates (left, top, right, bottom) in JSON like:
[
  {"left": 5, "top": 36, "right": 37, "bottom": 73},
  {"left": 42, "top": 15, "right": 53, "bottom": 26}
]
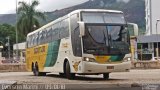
[{"left": 80, "top": 61, "right": 131, "bottom": 74}]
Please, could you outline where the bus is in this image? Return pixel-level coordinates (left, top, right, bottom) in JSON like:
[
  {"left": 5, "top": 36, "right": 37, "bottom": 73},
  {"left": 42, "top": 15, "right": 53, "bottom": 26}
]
[{"left": 26, "top": 9, "right": 132, "bottom": 79}]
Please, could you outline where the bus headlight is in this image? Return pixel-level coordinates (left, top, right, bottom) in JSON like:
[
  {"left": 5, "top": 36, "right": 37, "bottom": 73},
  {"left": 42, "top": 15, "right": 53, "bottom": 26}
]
[
  {"left": 128, "top": 58, "right": 131, "bottom": 61},
  {"left": 83, "top": 57, "right": 96, "bottom": 62},
  {"left": 123, "top": 57, "right": 131, "bottom": 62}
]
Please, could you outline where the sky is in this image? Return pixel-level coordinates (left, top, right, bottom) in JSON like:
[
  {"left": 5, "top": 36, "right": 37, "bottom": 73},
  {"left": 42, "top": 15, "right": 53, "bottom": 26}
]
[{"left": 0, "top": 0, "right": 88, "bottom": 14}]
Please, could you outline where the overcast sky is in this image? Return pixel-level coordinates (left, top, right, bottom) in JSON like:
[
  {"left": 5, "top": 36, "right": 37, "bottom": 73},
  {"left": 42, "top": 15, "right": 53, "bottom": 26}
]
[{"left": 0, "top": 0, "right": 88, "bottom": 14}]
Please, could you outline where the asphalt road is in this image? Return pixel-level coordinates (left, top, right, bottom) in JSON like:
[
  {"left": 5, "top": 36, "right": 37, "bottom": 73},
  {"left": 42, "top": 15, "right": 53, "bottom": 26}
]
[{"left": 1, "top": 69, "right": 160, "bottom": 90}]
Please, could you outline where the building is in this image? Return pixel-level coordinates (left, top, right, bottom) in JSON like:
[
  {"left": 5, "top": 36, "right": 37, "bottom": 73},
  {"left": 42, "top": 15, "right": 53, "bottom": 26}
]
[
  {"left": 133, "top": 0, "right": 160, "bottom": 60},
  {"left": 13, "top": 42, "right": 26, "bottom": 62},
  {"left": 137, "top": 35, "right": 160, "bottom": 60},
  {"left": 145, "top": 0, "right": 160, "bottom": 35}
]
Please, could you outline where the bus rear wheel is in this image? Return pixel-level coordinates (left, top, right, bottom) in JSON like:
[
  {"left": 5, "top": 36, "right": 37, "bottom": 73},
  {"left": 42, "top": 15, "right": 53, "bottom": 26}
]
[
  {"left": 32, "top": 63, "right": 46, "bottom": 76},
  {"left": 103, "top": 73, "right": 109, "bottom": 80},
  {"left": 65, "top": 61, "right": 75, "bottom": 79},
  {"left": 33, "top": 63, "right": 39, "bottom": 76}
]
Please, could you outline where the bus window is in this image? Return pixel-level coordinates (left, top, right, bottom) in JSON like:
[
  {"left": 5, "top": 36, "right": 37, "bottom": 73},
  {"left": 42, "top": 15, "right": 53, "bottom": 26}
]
[
  {"left": 71, "top": 14, "right": 79, "bottom": 31},
  {"left": 38, "top": 31, "right": 42, "bottom": 45},
  {"left": 82, "top": 12, "right": 125, "bottom": 24},
  {"left": 64, "top": 18, "right": 69, "bottom": 37},
  {"left": 29, "top": 36, "right": 32, "bottom": 47},
  {"left": 59, "top": 18, "right": 69, "bottom": 39},
  {"left": 33, "top": 34, "right": 36, "bottom": 46},
  {"left": 31, "top": 35, "right": 34, "bottom": 47},
  {"left": 42, "top": 30, "right": 47, "bottom": 43},
  {"left": 27, "top": 36, "right": 31, "bottom": 48},
  {"left": 71, "top": 14, "right": 82, "bottom": 56},
  {"left": 52, "top": 23, "right": 60, "bottom": 41},
  {"left": 46, "top": 28, "right": 52, "bottom": 42},
  {"left": 34, "top": 32, "right": 39, "bottom": 46}
]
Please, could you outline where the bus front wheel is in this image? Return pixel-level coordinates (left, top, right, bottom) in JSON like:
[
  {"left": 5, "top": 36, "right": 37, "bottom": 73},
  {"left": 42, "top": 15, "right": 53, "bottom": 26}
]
[
  {"left": 103, "top": 73, "right": 109, "bottom": 80},
  {"left": 65, "top": 61, "right": 75, "bottom": 79}
]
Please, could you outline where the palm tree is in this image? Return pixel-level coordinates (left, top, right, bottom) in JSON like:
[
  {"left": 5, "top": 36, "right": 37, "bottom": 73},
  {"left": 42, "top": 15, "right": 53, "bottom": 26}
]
[{"left": 17, "top": 0, "right": 46, "bottom": 36}]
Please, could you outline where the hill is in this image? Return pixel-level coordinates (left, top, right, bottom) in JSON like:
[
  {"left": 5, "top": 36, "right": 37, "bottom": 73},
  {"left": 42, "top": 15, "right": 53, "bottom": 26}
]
[{"left": 0, "top": 0, "right": 145, "bottom": 33}]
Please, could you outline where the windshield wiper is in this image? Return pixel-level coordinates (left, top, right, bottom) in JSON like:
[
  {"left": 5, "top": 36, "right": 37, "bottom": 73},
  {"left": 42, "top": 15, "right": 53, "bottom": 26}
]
[{"left": 102, "top": 30, "right": 107, "bottom": 45}]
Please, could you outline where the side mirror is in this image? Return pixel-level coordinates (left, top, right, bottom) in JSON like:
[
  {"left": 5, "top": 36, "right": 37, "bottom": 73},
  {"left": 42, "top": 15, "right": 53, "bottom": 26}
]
[
  {"left": 128, "top": 23, "right": 139, "bottom": 36},
  {"left": 78, "top": 21, "right": 85, "bottom": 36},
  {"left": 133, "top": 24, "right": 138, "bottom": 36}
]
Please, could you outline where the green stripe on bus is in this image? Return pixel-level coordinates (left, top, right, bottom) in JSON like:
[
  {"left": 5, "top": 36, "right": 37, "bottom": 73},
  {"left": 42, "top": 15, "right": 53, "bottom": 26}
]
[
  {"left": 110, "top": 55, "right": 125, "bottom": 62},
  {"left": 45, "top": 40, "right": 61, "bottom": 67}
]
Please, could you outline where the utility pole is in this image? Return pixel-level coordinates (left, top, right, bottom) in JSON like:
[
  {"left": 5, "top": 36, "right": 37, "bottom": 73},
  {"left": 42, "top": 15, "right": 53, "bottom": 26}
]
[
  {"left": 156, "top": 19, "right": 160, "bottom": 60},
  {"left": 6, "top": 36, "right": 10, "bottom": 60},
  {"left": 16, "top": 0, "right": 19, "bottom": 61}
]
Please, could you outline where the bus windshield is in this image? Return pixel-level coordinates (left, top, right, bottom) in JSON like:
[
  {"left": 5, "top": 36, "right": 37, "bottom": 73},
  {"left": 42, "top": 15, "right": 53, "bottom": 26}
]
[
  {"left": 83, "top": 24, "right": 130, "bottom": 55},
  {"left": 82, "top": 12, "right": 125, "bottom": 24}
]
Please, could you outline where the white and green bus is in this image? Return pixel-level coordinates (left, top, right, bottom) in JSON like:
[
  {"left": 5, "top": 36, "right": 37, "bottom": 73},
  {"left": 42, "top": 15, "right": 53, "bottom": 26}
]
[{"left": 26, "top": 9, "right": 131, "bottom": 79}]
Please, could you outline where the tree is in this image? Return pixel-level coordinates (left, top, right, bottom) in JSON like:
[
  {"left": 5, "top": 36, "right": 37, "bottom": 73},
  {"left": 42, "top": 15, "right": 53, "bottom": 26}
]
[
  {"left": 0, "top": 24, "right": 16, "bottom": 57},
  {"left": 0, "top": 24, "right": 16, "bottom": 44},
  {"left": 17, "top": 0, "right": 46, "bottom": 37}
]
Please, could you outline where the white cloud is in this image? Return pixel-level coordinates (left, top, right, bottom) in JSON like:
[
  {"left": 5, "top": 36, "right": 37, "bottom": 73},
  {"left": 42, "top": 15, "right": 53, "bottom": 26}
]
[{"left": 0, "top": 0, "right": 88, "bottom": 14}]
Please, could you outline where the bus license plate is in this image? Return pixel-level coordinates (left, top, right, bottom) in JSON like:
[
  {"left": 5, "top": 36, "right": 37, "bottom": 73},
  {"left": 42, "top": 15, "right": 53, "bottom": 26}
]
[{"left": 107, "top": 66, "right": 114, "bottom": 69}]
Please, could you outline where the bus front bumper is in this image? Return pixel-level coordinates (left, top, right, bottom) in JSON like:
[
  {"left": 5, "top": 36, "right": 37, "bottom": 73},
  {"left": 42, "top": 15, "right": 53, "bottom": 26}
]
[{"left": 80, "top": 61, "right": 131, "bottom": 74}]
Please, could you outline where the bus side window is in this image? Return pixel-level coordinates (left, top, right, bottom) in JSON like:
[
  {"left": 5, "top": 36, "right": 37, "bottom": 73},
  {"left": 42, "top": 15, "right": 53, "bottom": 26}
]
[
  {"left": 71, "top": 14, "right": 79, "bottom": 31},
  {"left": 70, "top": 13, "right": 82, "bottom": 57},
  {"left": 27, "top": 36, "right": 30, "bottom": 48},
  {"left": 59, "top": 21, "right": 63, "bottom": 39},
  {"left": 43, "top": 30, "right": 46, "bottom": 43},
  {"left": 31, "top": 35, "right": 34, "bottom": 47},
  {"left": 52, "top": 23, "right": 59, "bottom": 41},
  {"left": 38, "top": 31, "right": 42, "bottom": 45},
  {"left": 29, "top": 36, "right": 32, "bottom": 47},
  {"left": 34, "top": 32, "right": 38, "bottom": 46},
  {"left": 32, "top": 34, "right": 35, "bottom": 46},
  {"left": 59, "top": 18, "right": 69, "bottom": 39},
  {"left": 46, "top": 28, "right": 52, "bottom": 42}
]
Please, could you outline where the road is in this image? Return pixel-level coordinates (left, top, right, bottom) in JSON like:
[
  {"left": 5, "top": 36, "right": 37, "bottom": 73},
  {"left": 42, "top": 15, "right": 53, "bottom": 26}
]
[{"left": 0, "top": 69, "right": 160, "bottom": 90}]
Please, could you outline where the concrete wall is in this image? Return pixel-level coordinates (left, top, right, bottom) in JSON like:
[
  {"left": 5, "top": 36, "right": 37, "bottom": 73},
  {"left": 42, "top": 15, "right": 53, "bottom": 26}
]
[
  {"left": 132, "top": 61, "right": 160, "bottom": 69},
  {"left": 0, "top": 64, "right": 27, "bottom": 72}
]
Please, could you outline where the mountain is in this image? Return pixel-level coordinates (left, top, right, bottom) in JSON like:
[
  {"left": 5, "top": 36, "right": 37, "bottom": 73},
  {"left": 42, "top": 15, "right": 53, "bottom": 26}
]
[
  {"left": 0, "top": 0, "right": 145, "bottom": 33},
  {"left": 0, "top": 14, "right": 16, "bottom": 25}
]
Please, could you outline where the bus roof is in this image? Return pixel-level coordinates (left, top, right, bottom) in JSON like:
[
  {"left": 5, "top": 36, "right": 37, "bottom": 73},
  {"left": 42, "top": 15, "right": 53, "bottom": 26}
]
[
  {"left": 69, "top": 9, "right": 123, "bottom": 15},
  {"left": 27, "top": 9, "right": 123, "bottom": 36}
]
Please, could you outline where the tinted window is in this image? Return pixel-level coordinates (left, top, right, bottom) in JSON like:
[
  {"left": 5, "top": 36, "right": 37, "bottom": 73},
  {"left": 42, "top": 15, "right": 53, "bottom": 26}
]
[
  {"left": 71, "top": 14, "right": 79, "bottom": 31},
  {"left": 38, "top": 31, "right": 43, "bottom": 44},
  {"left": 87, "top": 26, "right": 108, "bottom": 44},
  {"left": 33, "top": 32, "right": 38, "bottom": 46},
  {"left": 42, "top": 30, "right": 47, "bottom": 43},
  {"left": 59, "top": 19, "right": 69, "bottom": 38},
  {"left": 82, "top": 12, "right": 125, "bottom": 24},
  {"left": 46, "top": 28, "right": 52, "bottom": 42},
  {"left": 27, "top": 36, "right": 32, "bottom": 48},
  {"left": 70, "top": 14, "right": 82, "bottom": 56},
  {"left": 52, "top": 23, "right": 60, "bottom": 41}
]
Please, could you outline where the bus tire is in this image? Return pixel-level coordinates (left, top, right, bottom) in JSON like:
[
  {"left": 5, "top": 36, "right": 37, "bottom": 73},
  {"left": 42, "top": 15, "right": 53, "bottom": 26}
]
[
  {"left": 33, "top": 63, "right": 40, "bottom": 76},
  {"left": 39, "top": 72, "right": 46, "bottom": 76},
  {"left": 103, "top": 73, "right": 109, "bottom": 80},
  {"left": 59, "top": 73, "right": 65, "bottom": 77},
  {"left": 65, "top": 61, "right": 75, "bottom": 79}
]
